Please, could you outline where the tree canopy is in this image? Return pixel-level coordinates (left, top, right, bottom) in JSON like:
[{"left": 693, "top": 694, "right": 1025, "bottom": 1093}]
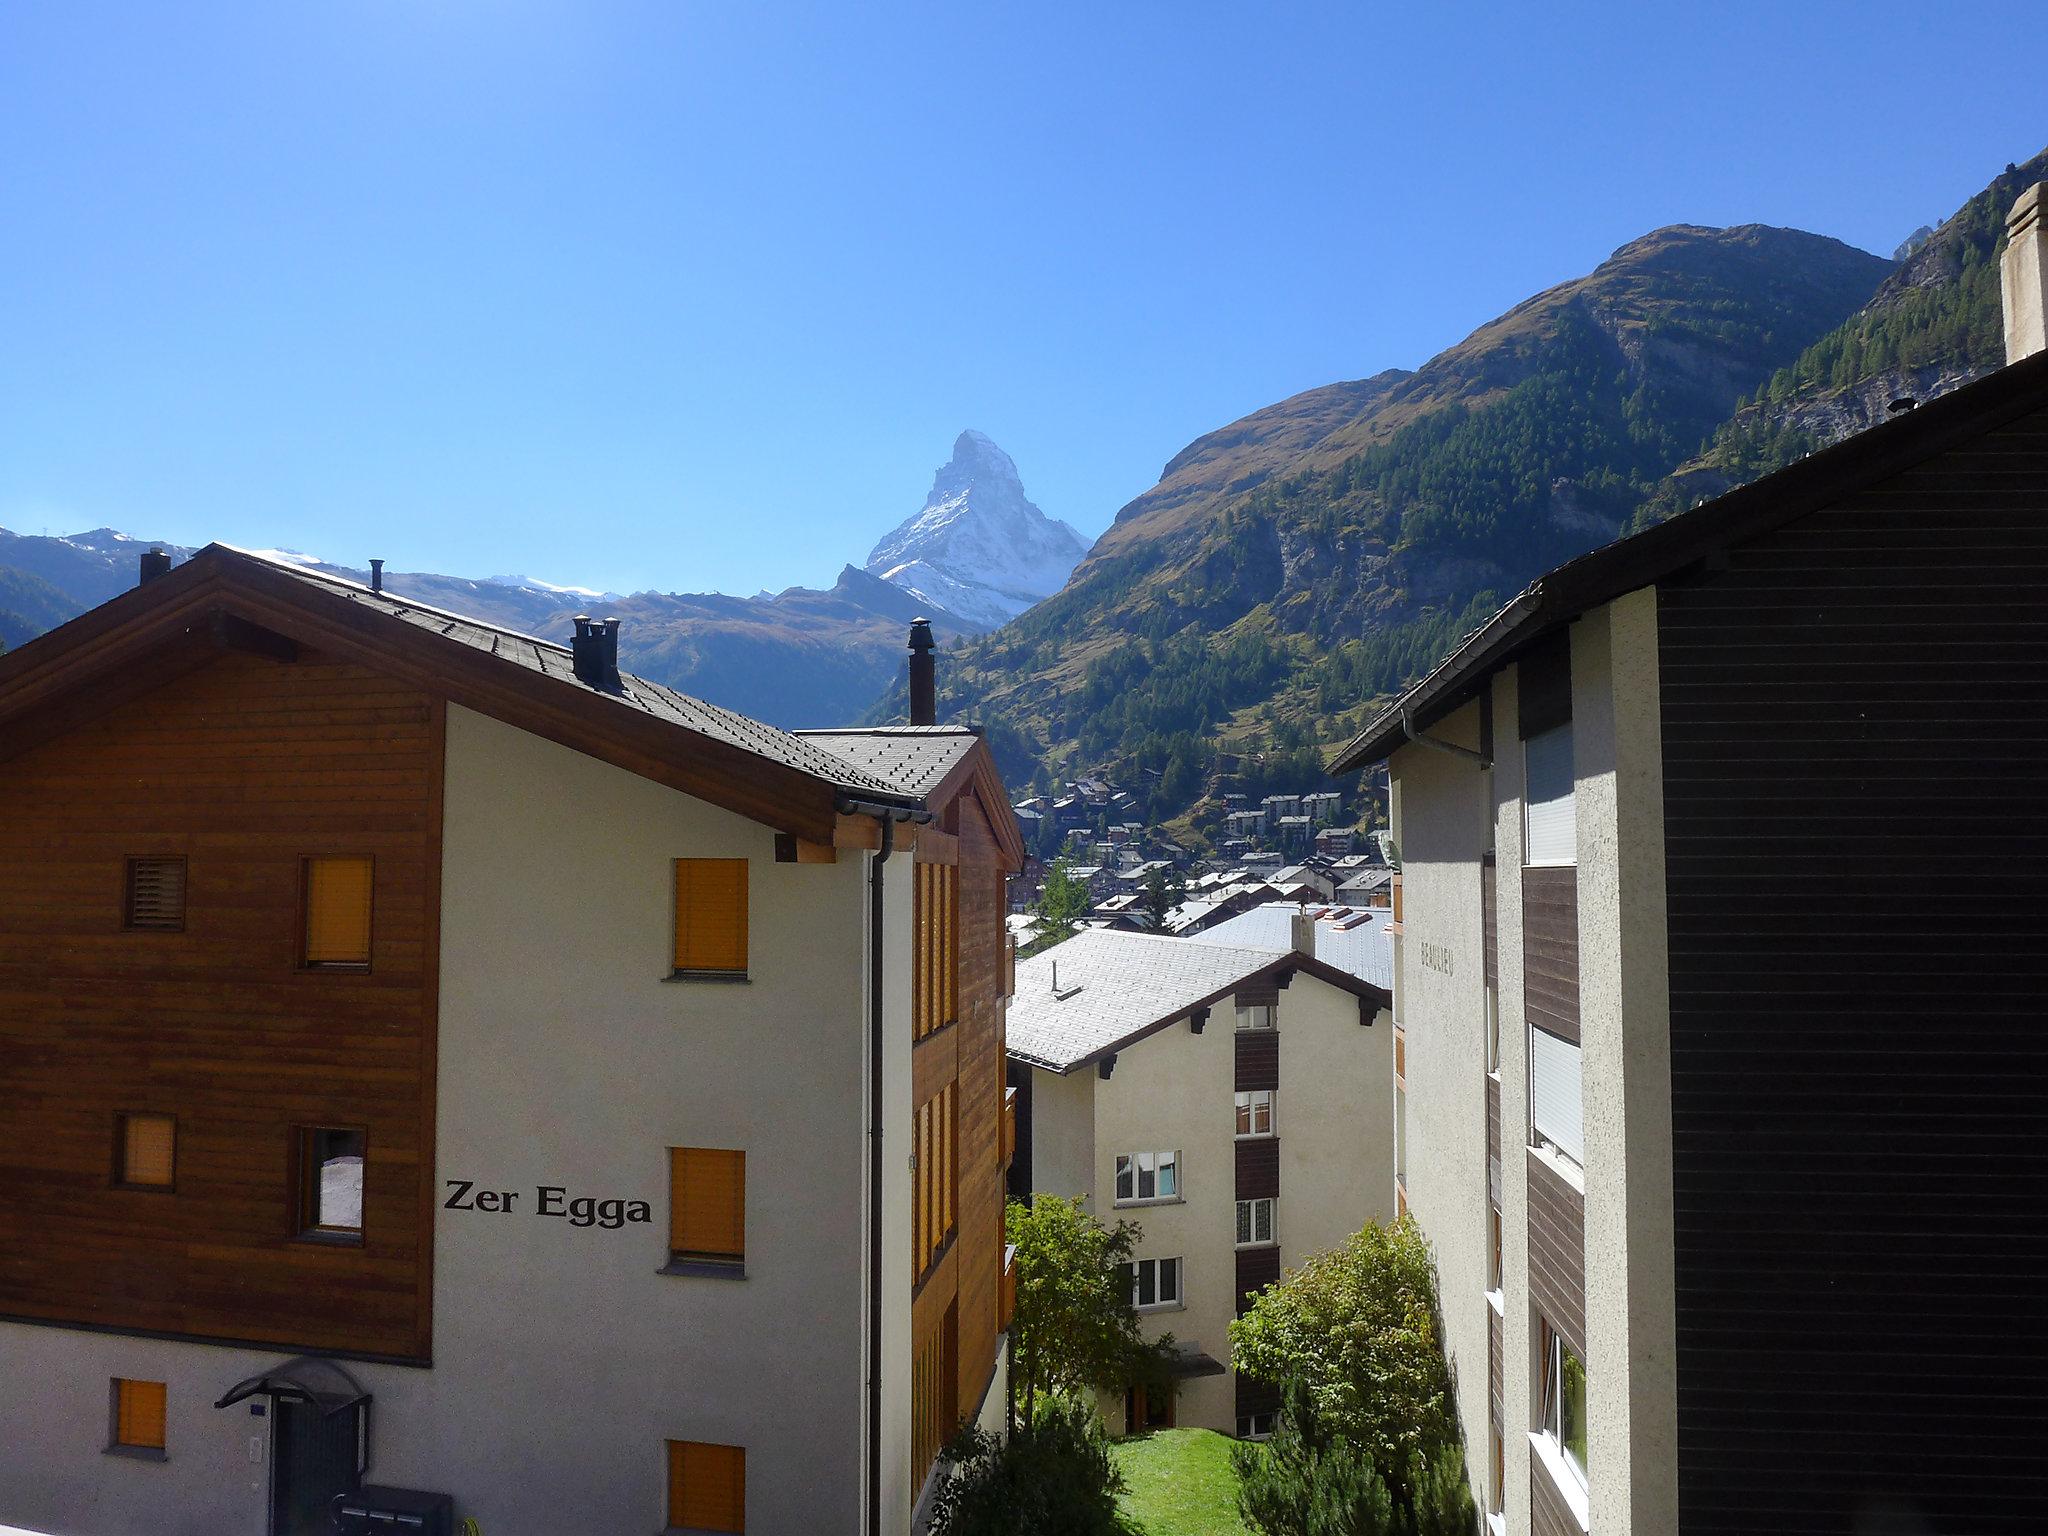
[{"left": 1006, "top": 1194, "right": 1173, "bottom": 1420}]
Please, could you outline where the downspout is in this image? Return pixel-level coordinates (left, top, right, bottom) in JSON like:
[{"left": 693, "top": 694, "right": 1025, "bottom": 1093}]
[{"left": 842, "top": 795, "right": 930, "bottom": 1536}]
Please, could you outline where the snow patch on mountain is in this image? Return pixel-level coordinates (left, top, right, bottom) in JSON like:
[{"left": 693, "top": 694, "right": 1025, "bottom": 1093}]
[{"left": 865, "top": 430, "right": 1090, "bottom": 628}]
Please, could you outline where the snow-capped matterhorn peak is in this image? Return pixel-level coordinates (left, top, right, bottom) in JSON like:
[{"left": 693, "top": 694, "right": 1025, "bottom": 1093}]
[{"left": 865, "top": 430, "right": 1090, "bottom": 629}]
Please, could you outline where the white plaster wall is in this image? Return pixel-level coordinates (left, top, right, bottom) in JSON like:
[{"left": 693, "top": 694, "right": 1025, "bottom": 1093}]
[
  {"left": 1277, "top": 977, "right": 1393, "bottom": 1261},
  {"left": 1573, "top": 591, "right": 1678, "bottom": 1536},
  {"left": 1386, "top": 697, "right": 1497, "bottom": 1517},
  {"left": 0, "top": 705, "right": 911, "bottom": 1536},
  {"left": 1022, "top": 1066, "right": 1096, "bottom": 1207},
  {"left": 1089, "top": 1008, "right": 1238, "bottom": 1433}
]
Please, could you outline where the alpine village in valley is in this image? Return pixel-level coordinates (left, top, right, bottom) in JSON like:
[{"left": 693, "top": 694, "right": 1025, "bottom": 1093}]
[{"left": 1, "top": 16, "right": 2044, "bottom": 1536}]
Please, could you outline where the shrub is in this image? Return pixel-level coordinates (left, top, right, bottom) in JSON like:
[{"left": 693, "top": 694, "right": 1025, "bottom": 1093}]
[{"left": 926, "top": 1396, "right": 1137, "bottom": 1536}]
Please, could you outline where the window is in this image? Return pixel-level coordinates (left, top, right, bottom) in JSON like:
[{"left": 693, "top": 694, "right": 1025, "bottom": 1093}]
[
  {"left": 1234, "top": 1090, "right": 1275, "bottom": 1138},
  {"left": 295, "top": 1127, "right": 365, "bottom": 1241},
  {"left": 123, "top": 857, "right": 186, "bottom": 932},
  {"left": 1489, "top": 1204, "right": 1503, "bottom": 1293},
  {"left": 114, "top": 1113, "right": 175, "bottom": 1191},
  {"left": 915, "top": 862, "right": 959, "bottom": 1038},
  {"left": 911, "top": 1303, "right": 960, "bottom": 1489},
  {"left": 669, "top": 1148, "right": 746, "bottom": 1270},
  {"left": 1120, "top": 1256, "right": 1182, "bottom": 1311},
  {"left": 673, "top": 858, "right": 748, "bottom": 977},
  {"left": 1484, "top": 985, "right": 1500, "bottom": 1075},
  {"left": 1235, "top": 1196, "right": 1276, "bottom": 1247},
  {"left": 1529, "top": 1025, "right": 1585, "bottom": 1167},
  {"left": 1523, "top": 724, "right": 1576, "bottom": 867},
  {"left": 666, "top": 1439, "right": 745, "bottom": 1533},
  {"left": 1237, "top": 1411, "right": 1276, "bottom": 1439},
  {"left": 1542, "top": 1324, "right": 1588, "bottom": 1488},
  {"left": 1114, "top": 1150, "right": 1179, "bottom": 1204},
  {"left": 109, "top": 1378, "right": 166, "bottom": 1455},
  {"left": 301, "top": 855, "right": 373, "bottom": 969},
  {"left": 1235, "top": 1003, "right": 1274, "bottom": 1030},
  {"left": 913, "top": 1086, "right": 957, "bottom": 1278}
]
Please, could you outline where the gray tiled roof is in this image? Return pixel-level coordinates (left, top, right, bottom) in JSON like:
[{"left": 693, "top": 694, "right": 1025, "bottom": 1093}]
[
  {"left": 227, "top": 547, "right": 920, "bottom": 801},
  {"left": 1189, "top": 902, "right": 1393, "bottom": 990},
  {"left": 1008, "top": 929, "right": 1293, "bottom": 1073},
  {"left": 793, "top": 727, "right": 979, "bottom": 798}
]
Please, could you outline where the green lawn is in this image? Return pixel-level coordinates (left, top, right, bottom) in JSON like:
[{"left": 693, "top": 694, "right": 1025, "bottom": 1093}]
[{"left": 1111, "top": 1428, "right": 1250, "bottom": 1536}]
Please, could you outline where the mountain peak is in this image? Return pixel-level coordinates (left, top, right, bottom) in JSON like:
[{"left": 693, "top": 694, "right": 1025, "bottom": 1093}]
[{"left": 866, "top": 431, "right": 1091, "bottom": 629}]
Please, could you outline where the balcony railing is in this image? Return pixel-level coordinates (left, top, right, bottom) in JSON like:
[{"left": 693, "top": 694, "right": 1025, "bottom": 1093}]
[{"left": 1002, "top": 1085, "right": 1018, "bottom": 1167}]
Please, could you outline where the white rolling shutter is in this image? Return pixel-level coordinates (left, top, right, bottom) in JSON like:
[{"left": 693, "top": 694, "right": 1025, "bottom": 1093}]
[
  {"left": 1524, "top": 724, "right": 1577, "bottom": 866},
  {"left": 1529, "top": 1026, "right": 1584, "bottom": 1166}
]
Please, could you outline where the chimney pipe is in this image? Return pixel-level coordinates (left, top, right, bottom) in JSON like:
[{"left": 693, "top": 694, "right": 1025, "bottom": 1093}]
[
  {"left": 2003, "top": 181, "right": 2047, "bottom": 363},
  {"left": 138, "top": 548, "right": 172, "bottom": 586},
  {"left": 908, "top": 618, "right": 936, "bottom": 726},
  {"left": 570, "top": 614, "right": 622, "bottom": 690},
  {"left": 1291, "top": 907, "right": 1317, "bottom": 959},
  {"left": 369, "top": 558, "right": 384, "bottom": 594}
]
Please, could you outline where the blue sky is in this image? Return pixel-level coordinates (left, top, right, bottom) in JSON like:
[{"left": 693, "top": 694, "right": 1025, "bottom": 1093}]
[{"left": 2, "top": 2, "right": 2041, "bottom": 597}]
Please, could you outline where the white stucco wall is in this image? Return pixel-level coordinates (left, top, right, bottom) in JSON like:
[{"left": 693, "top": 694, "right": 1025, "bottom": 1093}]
[
  {"left": 0, "top": 704, "right": 916, "bottom": 1536},
  {"left": 1022, "top": 1065, "right": 1097, "bottom": 1208}
]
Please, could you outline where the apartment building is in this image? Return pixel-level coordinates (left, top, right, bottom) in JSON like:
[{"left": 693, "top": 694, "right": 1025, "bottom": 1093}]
[
  {"left": 0, "top": 549, "right": 1022, "bottom": 1535},
  {"left": 1005, "top": 929, "right": 1391, "bottom": 1437},
  {"left": 1326, "top": 192, "right": 2048, "bottom": 1536}
]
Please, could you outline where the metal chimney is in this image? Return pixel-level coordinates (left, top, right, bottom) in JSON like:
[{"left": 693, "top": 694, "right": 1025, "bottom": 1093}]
[
  {"left": 138, "top": 548, "right": 172, "bottom": 586},
  {"left": 369, "top": 558, "right": 384, "bottom": 594},
  {"left": 570, "top": 615, "right": 622, "bottom": 690},
  {"left": 908, "top": 618, "right": 936, "bottom": 726}
]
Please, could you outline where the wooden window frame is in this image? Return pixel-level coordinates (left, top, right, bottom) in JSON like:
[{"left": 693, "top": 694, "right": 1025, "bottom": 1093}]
[
  {"left": 666, "top": 1147, "right": 746, "bottom": 1275},
  {"left": 912, "top": 1083, "right": 957, "bottom": 1282},
  {"left": 111, "top": 1112, "right": 177, "bottom": 1194},
  {"left": 665, "top": 1438, "right": 746, "bottom": 1534},
  {"left": 107, "top": 1378, "right": 168, "bottom": 1459},
  {"left": 292, "top": 1124, "right": 368, "bottom": 1246},
  {"left": 671, "top": 858, "right": 750, "bottom": 981},
  {"left": 298, "top": 854, "right": 375, "bottom": 973},
  {"left": 122, "top": 855, "right": 187, "bottom": 933}
]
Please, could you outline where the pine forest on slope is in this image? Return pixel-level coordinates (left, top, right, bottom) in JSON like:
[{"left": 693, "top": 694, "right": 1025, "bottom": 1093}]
[{"left": 880, "top": 150, "right": 2048, "bottom": 849}]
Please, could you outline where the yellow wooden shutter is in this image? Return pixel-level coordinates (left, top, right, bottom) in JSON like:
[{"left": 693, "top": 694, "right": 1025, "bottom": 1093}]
[
  {"left": 115, "top": 1379, "right": 167, "bottom": 1449},
  {"left": 303, "top": 856, "right": 373, "bottom": 966},
  {"left": 668, "top": 1440, "right": 745, "bottom": 1533},
  {"left": 121, "top": 1114, "right": 175, "bottom": 1188},
  {"left": 669, "top": 1148, "right": 745, "bottom": 1261},
  {"left": 674, "top": 859, "right": 748, "bottom": 974}
]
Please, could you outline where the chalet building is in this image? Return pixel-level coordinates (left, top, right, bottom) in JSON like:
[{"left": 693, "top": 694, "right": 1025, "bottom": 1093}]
[
  {"left": 0, "top": 550, "right": 1022, "bottom": 1536},
  {"left": 1326, "top": 190, "right": 2048, "bottom": 1536},
  {"left": 1004, "top": 930, "right": 1391, "bottom": 1437}
]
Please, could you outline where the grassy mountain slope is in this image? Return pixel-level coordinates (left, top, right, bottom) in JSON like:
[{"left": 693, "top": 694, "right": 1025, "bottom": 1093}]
[
  {"left": 880, "top": 222, "right": 1894, "bottom": 833},
  {"left": 1644, "top": 147, "right": 2048, "bottom": 517}
]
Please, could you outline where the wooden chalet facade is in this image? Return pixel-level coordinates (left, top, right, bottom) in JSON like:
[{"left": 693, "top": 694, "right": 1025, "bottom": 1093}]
[{"left": 0, "top": 546, "right": 1022, "bottom": 1536}]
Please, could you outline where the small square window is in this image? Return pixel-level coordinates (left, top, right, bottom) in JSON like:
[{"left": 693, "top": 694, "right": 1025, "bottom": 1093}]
[
  {"left": 1116, "top": 1150, "right": 1179, "bottom": 1203},
  {"left": 1235, "top": 1004, "right": 1274, "bottom": 1031},
  {"left": 667, "top": 1439, "right": 745, "bottom": 1533},
  {"left": 114, "top": 1113, "right": 176, "bottom": 1191},
  {"left": 1236, "top": 1411, "right": 1276, "bottom": 1439},
  {"left": 301, "top": 856, "right": 373, "bottom": 969},
  {"left": 110, "top": 1378, "right": 166, "bottom": 1453},
  {"left": 1235, "top": 1196, "right": 1275, "bottom": 1247},
  {"left": 1235, "top": 1090, "right": 1274, "bottom": 1137},
  {"left": 123, "top": 857, "right": 187, "bottom": 932},
  {"left": 295, "top": 1127, "right": 365, "bottom": 1242}
]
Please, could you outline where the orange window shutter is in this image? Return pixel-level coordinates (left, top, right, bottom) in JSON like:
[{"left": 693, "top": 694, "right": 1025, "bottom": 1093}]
[
  {"left": 115, "top": 1379, "right": 167, "bottom": 1449},
  {"left": 675, "top": 859, "right": 748, "bottom": 973},
  {"left": 303, "top": 856, "right": 373, "bottom": 965},
  {"left": 670, "top": 1148, "right": 745, "bottom": 1260},
  {"left": 122, "top": 1115, "right": 175, "bottom": 1188},
  {"left": 670, "top": 1441, "right": 745, "bottom": 1534}
]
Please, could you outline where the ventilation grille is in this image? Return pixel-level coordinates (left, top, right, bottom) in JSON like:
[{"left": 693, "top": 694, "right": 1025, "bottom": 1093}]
[{"left": 124, "top": 857, "right": 187, "bottom": 932}]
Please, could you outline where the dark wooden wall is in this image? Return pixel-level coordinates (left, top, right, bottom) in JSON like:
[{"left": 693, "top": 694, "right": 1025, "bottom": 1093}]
[
  {"left": 1521, "top": 866, "right": 1579, "bottom": 1044},
  {"left": 0, "top": 648, "right": 439, "bottom": 1362},
  {"left": 1525, "top": 1157, "right": 1586, "bottom": 1361},
  {"left": 1657, "top": 403, "right": 2048, "bottom": 1534}
]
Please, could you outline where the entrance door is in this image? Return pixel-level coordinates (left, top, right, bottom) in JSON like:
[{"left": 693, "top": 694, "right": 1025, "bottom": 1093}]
[
  {"left": 1123, "top": 1382, "right": 1175, "bottom": 1434},
  {"left": 270, "top": 1398, "right": 362, "bottom": 1536}
]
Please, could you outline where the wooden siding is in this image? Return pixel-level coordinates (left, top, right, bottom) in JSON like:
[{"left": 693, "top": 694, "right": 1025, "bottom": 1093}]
[
  {"left": 1234, "top": 1137, "right": 1279, "bottom": 1200},
  {"left": 1521, "top": 865, "right": 1579, "bottom": 1043},
  {"left": 1234, "top": 1031, "right": 1278, "bottom": 1092},
  {"left": 1529, "top": 1458, "right": 1581, "bottom": 1536},
  {"left": 1526, "top": 1156, "right": 1585, "bottom": 1361},
  {"left": 1234, "top": 1244, "right": 1280, "bottom": 1317},
  {"left": 1486, "top": 1072, "right": 1501, "bottom": 1169},
  {"left": 1656, "top": 405, "right": 2048, "bottom": 1534},
  {"left": 1233, "top": 978, "right": 1280, "bottom": 1010},
  {"left": 0, "top": 649, "right": 438, "bottom": 1361},
  {"left": 910, "top": 781, "right": 1011, "bottom": 1489},
  {"left": 1488, "top": 1303, "right": 1502, "bottom": 1416},
  {"left": 1481, "top": 859, "right": 1498, "bottom": 988}
]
